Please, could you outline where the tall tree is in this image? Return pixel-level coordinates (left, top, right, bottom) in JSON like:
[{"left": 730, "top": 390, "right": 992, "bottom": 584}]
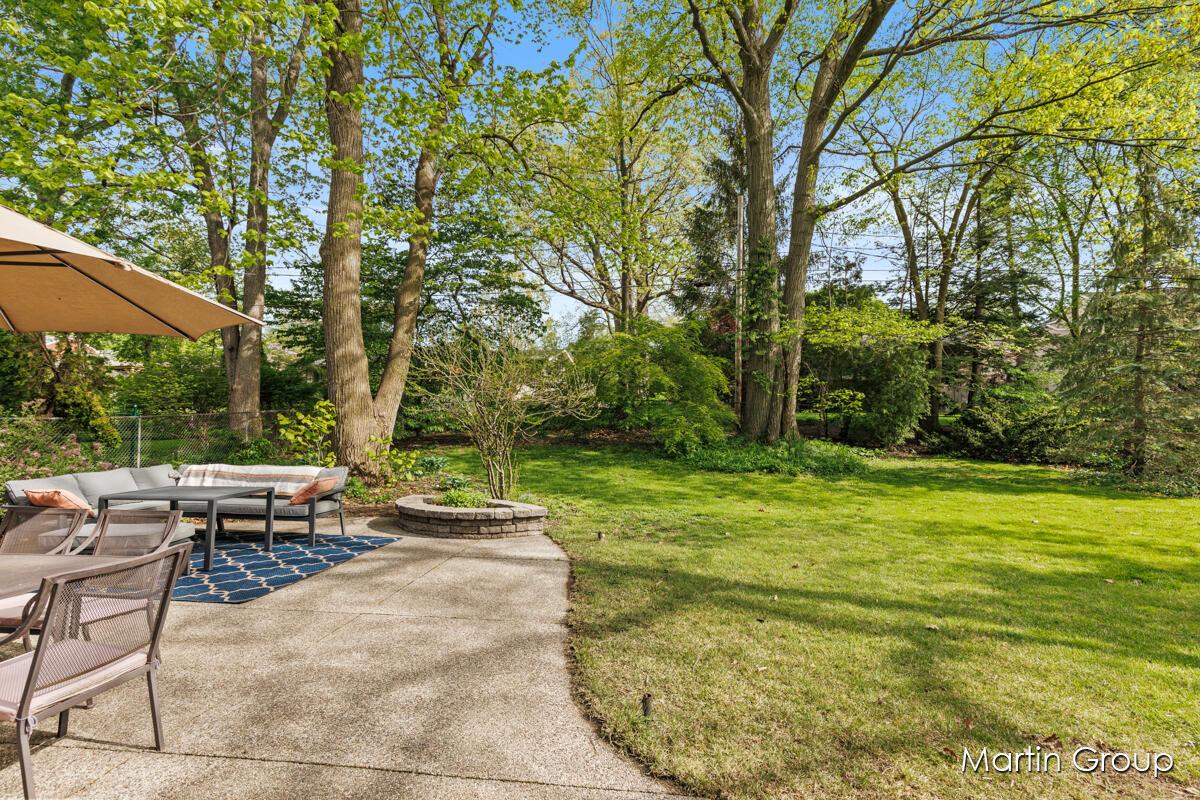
[
  {"left": 162, "top": 5, "right": 317, "bottom": 436},
  {"left": 686, "top": 0, "right": 796, "bottom": 441},
  {"left": 1057, "top": 149, "right": 1200, "bottom": 477},
  {"left": 320, "top": 0, "right": 565, "bottom": 476},
  {"left": 517, "top": 3, "right": 701, "bottom": 331},
  {"left": 685, "top": 0, "right": 1184, "bottom": 441}
]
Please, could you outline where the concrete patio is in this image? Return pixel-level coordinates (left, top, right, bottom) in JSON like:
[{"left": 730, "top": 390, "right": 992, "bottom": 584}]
[{"left": 0, "top": 518, "right": 687, "bottom": 799}]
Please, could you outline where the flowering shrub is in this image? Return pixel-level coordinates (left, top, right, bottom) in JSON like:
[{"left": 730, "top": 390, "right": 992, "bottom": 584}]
[{"left": 0, "top": 401, "right": 110, "bottom": 487}]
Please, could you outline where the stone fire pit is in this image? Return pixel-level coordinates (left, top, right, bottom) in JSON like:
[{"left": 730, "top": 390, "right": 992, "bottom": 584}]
[{"left": 393, "top": 495, "right": 548, "bottom": 539}]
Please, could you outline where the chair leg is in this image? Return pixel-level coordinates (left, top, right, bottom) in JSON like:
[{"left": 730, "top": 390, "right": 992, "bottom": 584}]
[
  {"left": 216, "top": 517, "right": 226, "bottom": 535},
  {"left": 308, "top": 509, "right": 316, "bottom": 546},
  {"left": 17, "top": 721, "right": 35, "bottom": 800},
  {"left": 56, "top": 710, "right": 70, "bottom": 739},
  {"left": 338, "top": 506, "right": 346, "bottom": 536},
  {"left": 147, "top": 670, "right": 164, "bottom": 751},
  {"left": 21, "top": 633, "right": 32, "bottom": 652}
]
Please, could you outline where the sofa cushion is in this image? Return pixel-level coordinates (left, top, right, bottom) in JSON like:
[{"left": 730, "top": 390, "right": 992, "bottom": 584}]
[
  {"left": 72, "top": 521, "right": 194, "bottom": 553},
  {"left": 74, "top": 469, "right": 139, "bottom": 506},
  {"left": 128, "top": 464, "right": 176, "bottom": 490},
  {"left": 5, "top": 474, "right": 83, "bottom": 506},
  {"left": 176, "top": 499, "right": 340, "bottom": 518},
  {"left": 107, "top": 500, "right": 172, "bottom": 511}
]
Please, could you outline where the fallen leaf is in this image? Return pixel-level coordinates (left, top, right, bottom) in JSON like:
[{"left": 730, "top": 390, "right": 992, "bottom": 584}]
[
  {"left": 756, "top": 618, "right": 765, "bottom": 623},
  {"left": 1104, "top": 578, "right": 1114, "bottom": 584},
  {"left": 791, "top": 563, "right": 799, "bottom": 568},
  {"left": 771, "top": 594, "right": 779, "bottom": 601},
  {"left": 925, "top": 624, "right": 940, "bottom": 631},
  {"left": 963, "top": 717, "right": 974, "bottom": 730},
  {"left": 757, "top": 666, "right": 767, "bottom": 672},
  {"left": 941, "top": 746, "right": 955, "bottom": 757},
  {"left": 1026, "top": 733, "right": 1062, "bottom": 749},
  {"left": 1131, "top": 578, "right": 1143, "bottom": 585},
  {"left": 758, "top": 508, "right": 766, "bottom": 513}
]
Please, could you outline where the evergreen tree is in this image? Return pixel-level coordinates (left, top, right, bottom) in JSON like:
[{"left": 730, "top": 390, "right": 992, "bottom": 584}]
[{"left": 1057, "top": 153, "right": 1200, "bottom": 478}]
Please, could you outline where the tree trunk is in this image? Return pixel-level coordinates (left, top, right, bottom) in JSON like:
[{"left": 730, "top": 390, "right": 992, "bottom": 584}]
[
  {"left": 778, "top": 1, "right": 891, "bottom": 440},
  {"left": 739, "top": 65, "right": 781, "bottom": 443},
  {"left": 1129, "top": 153, "right": 1154, "bottom": 476},
  {"left": 779, "top": 54, "right": 839, "bottom": 441},
  {"left": 171, "top": 93, "right": 239, "bottom": 415},
  {"left": 231, "top": 30, "right": 274, "bottom": 439},
  {"left": 372, "top": 144, "right": 440, "bottom": 446},
  {"left": 967, "top": 200, "right": 984, "bottom": 408},
  {"left": 922, "top": 237, "right": 954, "bottom": 432},
  {"left": 321, "top": 0, "right": 381, "bottom": 478}
]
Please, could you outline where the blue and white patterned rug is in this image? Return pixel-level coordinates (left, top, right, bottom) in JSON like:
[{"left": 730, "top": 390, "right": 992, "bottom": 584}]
[{"left": 172, "top": 532, "right": 398, "bottom": 604}]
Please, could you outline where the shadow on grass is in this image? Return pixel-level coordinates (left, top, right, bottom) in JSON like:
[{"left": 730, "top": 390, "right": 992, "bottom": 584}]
[{"left": 569, "top": 545, "right": 1200, "bottom": 793}]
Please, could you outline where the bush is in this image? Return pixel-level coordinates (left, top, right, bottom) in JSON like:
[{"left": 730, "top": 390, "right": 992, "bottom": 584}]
[
  {"left": 572, "top": 321, "right": 734, "bottom": 454},
  {"left": 930, "top": 387, "right": 1077, "bottom": 464},
  {"left": 0, "top": 402, "right": 110, "bottom": 487},
  {"left": 421, "top": 329, "right": 595, "bottom": 498},
  {"left": 226, "top": 436, "right": 286, "bottom": 466},
  {"left": 436, "top": 474, "right": 472, "bottom": 491},
  {"left": 415, "top": 454, "right": 449, "bottom": 474},
  {"left": 341, "top": 476, "right": 400, "bottom": 504},
  {"left": 436, "top": 487, "right": 490, "bottom": 507},
  {"left": 802, "top": 302, "right": 937, "bottom": 448},
  {"left": 678, "top": 437, "right": 869, "bottom": 477},
  {"left": 111, "top": 347, "right": 226, "bottom": 414},
  {"left": 277, "top": 401, "right": 336, "bottom": 467}
]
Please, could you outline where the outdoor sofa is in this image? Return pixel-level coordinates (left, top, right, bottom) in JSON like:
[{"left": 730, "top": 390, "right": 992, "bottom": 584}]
[{"left": 4, "top": 463, "right": 349, "bottom": 545}]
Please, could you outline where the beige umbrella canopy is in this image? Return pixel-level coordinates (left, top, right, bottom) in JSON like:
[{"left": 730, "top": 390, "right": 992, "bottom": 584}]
[{"left": 0, "top": 204, "right": 260, "bottom": 340}]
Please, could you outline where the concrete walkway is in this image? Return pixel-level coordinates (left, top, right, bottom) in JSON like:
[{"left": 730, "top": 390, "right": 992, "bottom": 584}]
[{"left": 0, "top": 518, "right": 687, "bottom": 799}]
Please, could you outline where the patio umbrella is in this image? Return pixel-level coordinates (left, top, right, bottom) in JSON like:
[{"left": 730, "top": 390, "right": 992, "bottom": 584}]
[{"left": 0, "top": 204, "right": 260, "bottom": 339}]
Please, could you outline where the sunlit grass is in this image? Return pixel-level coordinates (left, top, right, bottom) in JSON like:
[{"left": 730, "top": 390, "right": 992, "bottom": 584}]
[{"left": 444, "top": 444, "right": 1200, "bottom": 799}]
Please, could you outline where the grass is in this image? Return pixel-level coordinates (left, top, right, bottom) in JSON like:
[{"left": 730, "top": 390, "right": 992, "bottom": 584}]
[{"left": 441, "top": 444, "right": 1200, "bottom": 800}]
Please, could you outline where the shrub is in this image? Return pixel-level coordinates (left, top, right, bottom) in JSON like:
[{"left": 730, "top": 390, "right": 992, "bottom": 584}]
[
  {"left": 341, "top": 476, "right": 400, "bottom": 504},
  {"left": 0, "top": 401, "right": 110, "bottom": 487},
  {"left": 572, "top": 321, "right": 734, "bottom": 454},
  {"left": 226, "top": 436, "right": 286, "bottom": 466},
  {"left": 366, "top": 437, "right": 425, "bottom": 481},
  {"left": 415, "top": 454, "right": 449, "bottom": 474},
  {"left": 111, "top": 347, "right": 226, "bottom": 414},
  {"left": 802, "top": 302, "right": 938, "bottom": 448},
  {"left": 277, "top": 401, "right": 337, "bottom": 467},
  {"left": 678, "top": 437, "right": 869, "bottom": 477},
  {"left": 436, "top": 474, "right": 472, "bottom": 491},
  {"left": 436, "top": 487, "right": 490, "bottom": 508},
  {"left": 421, "top": 330, "right": 595, "bottom": 498},
  {"left": 930, "top": 386, "right": 1077, "bottom": 464}
]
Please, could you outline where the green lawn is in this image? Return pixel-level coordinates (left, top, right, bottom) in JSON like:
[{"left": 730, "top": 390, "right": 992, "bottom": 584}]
[{"left": 445, "top": 444, "right": 1200, "bottom": 799}]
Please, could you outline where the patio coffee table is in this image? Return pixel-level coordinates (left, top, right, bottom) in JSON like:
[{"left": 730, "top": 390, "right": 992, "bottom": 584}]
[{"left": 99, "top": 486, "right": 275, "bottom": 572}]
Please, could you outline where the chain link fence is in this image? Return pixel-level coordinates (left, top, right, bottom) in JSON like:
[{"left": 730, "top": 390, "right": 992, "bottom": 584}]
[{"left": 2, "top": 411, "right": 294, "bottom": 468}]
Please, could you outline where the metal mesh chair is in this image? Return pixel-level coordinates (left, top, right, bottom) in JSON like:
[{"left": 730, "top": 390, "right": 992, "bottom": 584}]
[
  {"left": 90, "top": 509, "right": 183, "bottom": 557},
  {"left": 0, "top": 507, "right": 87, "bottom": 554},
  {"left": 0, "top": 543, "right": 192, "bottom": 800},
  {"left": 0, "top": 511, "right": 185, "bottom": 649}
]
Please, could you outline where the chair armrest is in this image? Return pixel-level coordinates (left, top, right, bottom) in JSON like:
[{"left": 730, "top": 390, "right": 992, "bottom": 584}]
[
  {"left": 65, "top": 526, "right": 100, "bottom": 555},
  {"left": 0, "top": 592, "right": 47, "bottom": 647}
]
